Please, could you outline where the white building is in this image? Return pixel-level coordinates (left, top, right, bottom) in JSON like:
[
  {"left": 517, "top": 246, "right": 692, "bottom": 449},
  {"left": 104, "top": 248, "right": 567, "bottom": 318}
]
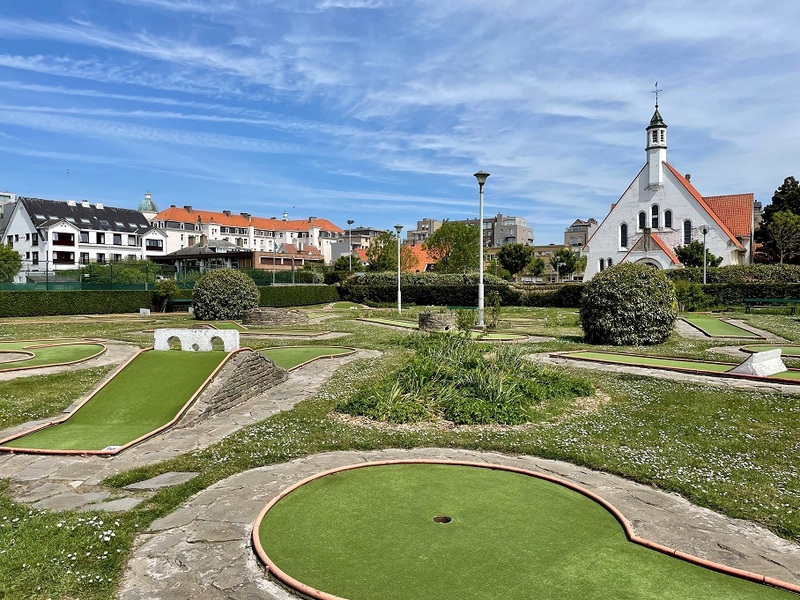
[
  {"left": 2, "top": 197, "right": 167, "bottom": 283},
  {"left": 583, "top": 103, "right": 754, "bottom": 280},
  {"left": 150, "top": 205, "right": 343, "bottom": 263}
]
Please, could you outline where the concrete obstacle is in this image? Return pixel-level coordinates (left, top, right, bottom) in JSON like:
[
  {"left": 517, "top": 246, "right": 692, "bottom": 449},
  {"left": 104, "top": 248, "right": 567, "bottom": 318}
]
[
  {"left": 154, "top": 328, "right": 240, "bottom": 352},
  {"left": 728, "top": 349, "right": 787, "bottom": 377}
]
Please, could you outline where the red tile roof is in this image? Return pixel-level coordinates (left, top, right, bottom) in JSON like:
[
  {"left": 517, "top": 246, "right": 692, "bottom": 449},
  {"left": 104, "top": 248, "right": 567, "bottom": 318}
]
[
  {"left": 702, "top": 194, "right": 754, "bottom": 238},
  {"left": 622, "top": 232, "right": 680, "bottom": 265},
  {"left": 354, "top": 248, "right": 368, "bottom": 264},
  {"left": 406, "top": 244, "right": 435, "bottom": 272},
  {"left": 154, "top": 206, "right": 343, "bottom": 233}
]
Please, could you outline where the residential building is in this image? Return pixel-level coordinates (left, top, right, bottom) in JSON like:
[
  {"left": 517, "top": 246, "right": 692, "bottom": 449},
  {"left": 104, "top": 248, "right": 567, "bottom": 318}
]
[
  {"left": 583, "top": 102, "right": 755, "bottom": 280},
  {"left": 565, "top": 218, "right": 597, "bottom": 248},
  {"left": 330, "top": 225, "right": 388, "bottom": 263},
  {"left": 0, "top": 192, "right": 15, "bottom": 237},
  {"left": 2, "top": 196, "right": 167, "bottom": 283},
  {"left": 150, "top": 206, "right": 343, "bottom": 263},
  {"left": 455, "top": 213, "right": 534, "bottom": 248},
  {"left": 406, "top": 218, "right": 443, "bottom": 245}
]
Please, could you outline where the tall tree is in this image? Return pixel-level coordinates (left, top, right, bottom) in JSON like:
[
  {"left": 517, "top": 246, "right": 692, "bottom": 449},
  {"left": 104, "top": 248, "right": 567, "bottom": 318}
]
[
  {"left": 756, "top": 176, "right": 800, "bottom": 263},
  {"left": 0, "top": 244, "right": 22, "bottom": 282},
  {"left": 527, "top": 257, "right": 546, "bottom": 278},
  {"left": 423, "top": 221, "right": 479, "bottom": 273},
  {"left": 673, "top": 240, "right": 723, "bottom": 268},
  {"left": 549, "top": 247, "right": 577, "bottom": 281},
  {"left": 765, "top": 210, "right": 800, "bottom": 264},
  {"left": 497, "top": 243, "right": 533, "bottom": 278},
  {"left": 366, "top": 231, "right": 415, "bottom": 272}
]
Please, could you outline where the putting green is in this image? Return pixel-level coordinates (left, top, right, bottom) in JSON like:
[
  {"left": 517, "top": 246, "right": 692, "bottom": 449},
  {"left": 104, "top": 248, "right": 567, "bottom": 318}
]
[
  {"left": 741, "top": 345, "right": 800, "bottom": 357},
  {"left": 260, "top": 346, "right": 355, "bottom": 370},
  {"left": 682, "top": 315, "right": 761, "bottom": 338},
  {"left": 0, "top": 350, "right": 225, "bottom": 452},
  {"left": 359, "top": 317, "right": 418, "bottom": 329},
  {"left": 0, "top": 339, "right": 105, "bottom": 372},
  {"left": 557, "top": 350, "right": 800, "bottom": 382},
  {"left": 256, "top": 463, "right": 792, "bottom": 600}
]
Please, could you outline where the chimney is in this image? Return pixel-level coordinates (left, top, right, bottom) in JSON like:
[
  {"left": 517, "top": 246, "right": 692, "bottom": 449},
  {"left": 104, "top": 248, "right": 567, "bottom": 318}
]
[
  {"left": 308, "top": 216, "right": 316, "bottom": 222},
  {"left": 240, "top": 212, "right": 251, "bottom": 220},
  {"left": 223, "top": 210, "right": 231, "bottom": 217},
  {"left": 282, "top": 210, "right": 288, "bottom": 221},
  {"left": 685, "top": 173, "right": 691, "bottom": 182},
  {"left": 184, "top": 205, "right": 193, "bottom": 213},
  {"left": 200, "top": 234, "right": 208, "bottom": 245},
  {"left": 170, "top": 204, "right": 176, "bottom": 208},
  {"left": 81, "top": 200, "right": 90, "bottom": 208},
  {"left": 95, "top": 203, "right": 104, "bottom": 209}
]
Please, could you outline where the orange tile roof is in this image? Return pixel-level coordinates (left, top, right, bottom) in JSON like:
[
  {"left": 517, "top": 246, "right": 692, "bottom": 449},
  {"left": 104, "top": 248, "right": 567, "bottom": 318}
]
[
  {"left": 354, "top": 248, "right": 368, "bottom": 264},
  {"left": 702, "top": 194, "right": 754, "bottom": 238},
  {"left": 664, "top": 163, "right": 744, "bottom": 250},
  {"left": 154, "top": 206, "right": 343, "bottom": 233},
  {"left": 622, "top": 232, "right": 680, "bottom": 265},
  {"left": 406, "top": 244, "right": 435, "bottom": 272}
]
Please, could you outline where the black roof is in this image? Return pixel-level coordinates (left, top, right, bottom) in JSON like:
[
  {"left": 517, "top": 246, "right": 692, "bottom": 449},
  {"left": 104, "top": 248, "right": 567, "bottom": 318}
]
[{"left": 19, "top": 197, "right": 151, "bottom": 233}]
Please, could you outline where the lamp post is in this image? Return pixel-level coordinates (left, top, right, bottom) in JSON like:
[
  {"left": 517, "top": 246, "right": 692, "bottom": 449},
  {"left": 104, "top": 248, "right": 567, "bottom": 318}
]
[
  {"left": 556, "top": 262, "right": 565, "bottom": 283},
  {"left": 272, "top": 241, "right": 276, "bottom": 285},
  {"left": 701, "top": 226, "right": 709, "bottom": 285},
  {"left": 394, "top": 224, "right": 403, "bottom": 314},
  {"left": 474, "top": 170, "right": 490, "bottom": 328},
  {"left": 347, "top": 219, "right": 355, "bottom": 271}
]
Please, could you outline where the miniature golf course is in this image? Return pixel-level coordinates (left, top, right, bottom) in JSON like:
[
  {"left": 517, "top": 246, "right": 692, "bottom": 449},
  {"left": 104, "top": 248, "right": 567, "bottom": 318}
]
[
  {"left": 255, "top": 462, "right": 794, "bottom": 600},
  {"left": 0, "top": 339, "right": 105, "bottom": 372},
  {"left": 681, "top": 315, "right": 761, "bottom": 338},
  {"left": 260, "top": 346, "right": 356, "bottom": 370},
  {"left": 358, "top": 318, "right": 527, "bottom": 340},
  {"left": 556, "top": 350, "right": 800, "bottom": 382},
  {"left": 0, "top": 350, "right": 226, "bottom": 453},
  {"left": 741, "top": 345, "right": 800, "bottom": 357}
]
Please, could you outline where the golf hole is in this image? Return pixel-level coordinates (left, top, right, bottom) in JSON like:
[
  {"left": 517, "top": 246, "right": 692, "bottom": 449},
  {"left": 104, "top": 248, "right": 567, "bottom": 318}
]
[{"left": 433, "top": 516, "right": 452, "bottom": 524}]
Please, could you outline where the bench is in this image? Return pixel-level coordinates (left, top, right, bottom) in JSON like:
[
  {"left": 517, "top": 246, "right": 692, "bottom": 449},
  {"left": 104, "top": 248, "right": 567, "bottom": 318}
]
[
  {"left": 742, "top": 298, "right": 800, "bottom": 314},
  {"left": 166, "top": 298, "right": 194, "bottom": 312}
]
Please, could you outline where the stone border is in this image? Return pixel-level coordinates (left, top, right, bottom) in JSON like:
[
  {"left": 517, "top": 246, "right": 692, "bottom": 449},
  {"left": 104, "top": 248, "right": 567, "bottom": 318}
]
[
  {"left": 0, "top": 338, "right": 107, "bottom": 373},
  {"left": 252, "top": 460, "right": 800, "bottom": 598},
  {"left": 0, "top": 347, "right": 239, "bottom": 456}
]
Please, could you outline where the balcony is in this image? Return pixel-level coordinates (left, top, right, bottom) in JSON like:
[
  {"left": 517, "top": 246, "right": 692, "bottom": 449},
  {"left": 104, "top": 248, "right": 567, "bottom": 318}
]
[{"left": 52, "top": 234, "right": 75, "bottom": 246}]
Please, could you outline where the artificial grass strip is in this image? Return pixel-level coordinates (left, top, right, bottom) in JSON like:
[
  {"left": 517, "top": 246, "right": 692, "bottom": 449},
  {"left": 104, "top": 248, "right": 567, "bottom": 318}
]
[
  {"left": 682, "top": 315, "right": 761, "bottom": 338},
  {"left": 260, "top": 346, "right": 353, "bottom": 370},
  {"left": 258, "top": 464, "right": 791, "bottom": 600},
  {"left": 0, "top": 350, "right": 225, "bottom": 451},
  {"left": 359, "top": 318, "right": 418, "bottom": 329},
  {"left": 560, "top": 350, "right": 737, "bottom": 373},
  {"left": 741, "top": 345, "right": 800, "bottom": 357},
  {"left": 0, "top": 340, "right": 105, "bottom": 371}
]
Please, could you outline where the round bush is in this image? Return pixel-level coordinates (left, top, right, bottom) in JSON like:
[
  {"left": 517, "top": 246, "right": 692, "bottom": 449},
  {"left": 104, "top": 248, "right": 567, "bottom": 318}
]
[
  {"left": 580, "top": 263, "right": 677, "bottom": 345},
  {"left": 192, "top": 269, "right": 260, "bottom": 320}
]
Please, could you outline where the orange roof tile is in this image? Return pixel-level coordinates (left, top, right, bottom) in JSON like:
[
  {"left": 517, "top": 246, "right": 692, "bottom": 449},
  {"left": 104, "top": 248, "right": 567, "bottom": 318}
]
[
  {"left": 153, "top": 206, "right": 343, "bottom": 233},
  {"left": 355, "top": 248, "right": 368, "bottom": 263},
  {"left": 406, "top": 244, "right": 436, "bottom": 272},
  {"left": 622, "top": 232, "right": 680, "bottom": 265},
  {"left": 703, "top": 194, "right": 754, "bottom": 238},
  {"left": 664, "top": 163, "right": 744, "bottom": 250}
]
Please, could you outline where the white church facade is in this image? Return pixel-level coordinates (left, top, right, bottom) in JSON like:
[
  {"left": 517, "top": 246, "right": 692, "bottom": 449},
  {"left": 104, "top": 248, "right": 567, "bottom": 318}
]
[{"left": 583, "top": 104, "right": 754, "bottom": 280}]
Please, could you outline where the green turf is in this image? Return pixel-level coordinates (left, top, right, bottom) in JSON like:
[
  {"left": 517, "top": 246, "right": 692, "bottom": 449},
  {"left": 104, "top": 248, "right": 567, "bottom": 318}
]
[
  {"left": 741, "top": 345, "right": 800, "bottom": 357},
  {"left": 477, "top": 332, "right": 526, "bottom": 340},
  {"left": 260, "top": 347, "right": 353, "bottom": 370},
  {"left": 0, "top": 351, "right": 225, "bottom": 451},
  {"left": 258, "top": 464, "right": 791, "bottom": 600},
  {"left": 360, "top": 317, "right": 418, "bottom": 329},
  {"left": 682, "top": 315, "right": 761, "bottom": 338},
  {"left": 0, "top": 340, "right": 105, "bottom": 371},
  {"left": 252, "top": 329, "right": 325, "bottom": 336}
]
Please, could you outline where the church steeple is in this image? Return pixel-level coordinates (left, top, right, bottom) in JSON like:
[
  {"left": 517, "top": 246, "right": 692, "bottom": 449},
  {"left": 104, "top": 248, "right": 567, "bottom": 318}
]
[{"left": 645, "top": 84, "right": 667, "bottom": 188}]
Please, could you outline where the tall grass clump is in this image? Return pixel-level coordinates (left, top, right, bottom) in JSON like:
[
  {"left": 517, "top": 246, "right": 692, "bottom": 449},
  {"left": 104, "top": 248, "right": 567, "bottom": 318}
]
[{"left": 336, "top": 334, "right": 591, "bottom": 425}]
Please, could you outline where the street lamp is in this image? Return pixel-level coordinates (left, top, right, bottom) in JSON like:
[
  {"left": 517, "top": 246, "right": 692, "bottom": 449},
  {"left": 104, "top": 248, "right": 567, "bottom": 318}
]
[
  {"left": 272, "top": 240, "right": 276, "bottom": 285},
  {"left": 394, "top": 224, "right": 403, "bottom": 314},
  {"left": 556, "top": 262, "right": 566, "bottom": 283},
  {"left": 474, "top": 170, "right": 490, "bottom": 328},
  {"left": 701, "top": 226, "right": 709, "bottom": 285},
  {"left": 347, "top": 219, "right": 355, "bottom": 271}
]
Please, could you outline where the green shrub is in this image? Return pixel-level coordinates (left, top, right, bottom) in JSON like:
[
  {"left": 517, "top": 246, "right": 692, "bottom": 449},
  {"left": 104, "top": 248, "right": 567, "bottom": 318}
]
[
  {"left": 672, "top": 280, "right": 710, "bottom": 312},
  {"left": 455, "top": 308, "right": 477, "bottom": 333},
  {"left": 0, "top": 290, "right": 155, "bottom": 317},
  {"left": 192, "top": 269, "right": 259, "bottom": 320},
  {"left": 666, "top": 263, "right": 800, "bottom": 284},
  {"left": 153, "top": 278, "right": 180, "bottom": 312},
  {"left": 486, "top": 289, "right": 502, "bottom": 329},
  {"left": 580, "top": 263, "right": 677, "bottom": 345}
]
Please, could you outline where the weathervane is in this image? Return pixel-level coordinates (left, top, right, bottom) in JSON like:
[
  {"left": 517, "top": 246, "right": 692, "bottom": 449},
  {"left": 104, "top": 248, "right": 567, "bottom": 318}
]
[{"left": 652, "top": 81, "right": 662, "bottom": 107}]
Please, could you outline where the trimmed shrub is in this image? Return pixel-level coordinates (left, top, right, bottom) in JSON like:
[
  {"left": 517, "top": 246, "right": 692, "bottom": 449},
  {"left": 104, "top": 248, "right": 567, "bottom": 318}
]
[
  {"left": 0, "top": 290, "right": 155, "bottom": 317},
  {"left": 192, "top": 269, "right": 259, "bottom": 320},
  {"left": 666, "top": 264, "right": 800, "bottom": 284},
  {"left": 672, "top": 280, "right": 710, "bottom": 312},
  {"left": 580, "top": 263, "right": 677, "bottom": 345},
  {"left": 259, "top": 285, "right": 339, "bottom": 307}
]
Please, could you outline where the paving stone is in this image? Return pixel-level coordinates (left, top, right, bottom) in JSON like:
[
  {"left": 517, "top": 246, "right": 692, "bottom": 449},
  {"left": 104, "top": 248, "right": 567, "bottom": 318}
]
[
  {"left": 79, "top": 496, "right": 144, "bottom": 512},
  {"left": 124, "top": 471, "right": 199, "bottom": 491},
  {"left": 16, "top": 482, "right": 72, "bottom": 502},
  {"left": 32, "top": 491, "right": 111, "bottom": 511}
]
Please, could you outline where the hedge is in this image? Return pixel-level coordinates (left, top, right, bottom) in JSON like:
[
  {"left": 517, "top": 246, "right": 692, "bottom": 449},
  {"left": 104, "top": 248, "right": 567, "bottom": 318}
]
[
  {"left": 701, "top": 283, "right": 800, "bottom": 306},
  {"left": 0, "top": 290, "right": 155, "bottom": 317},
  {"left": 258, "top": 285, "right": 340, "bottom": 307}
]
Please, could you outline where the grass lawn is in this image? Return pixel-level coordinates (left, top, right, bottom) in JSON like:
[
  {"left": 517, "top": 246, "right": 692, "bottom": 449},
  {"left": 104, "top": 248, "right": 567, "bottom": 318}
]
[
  {"left": 259, "top": 463, "right": 791, "bottom": 600},
  {"left": 682, "top": 315, "right": 761, "bottom": 338},
  {"left": 0, "top": 340, "right": 105, "bottom": 371},
  {"left": 0, "top": 350, "right": 225, "bottom": 451},
  {"left": 359, "top": 317, "right": 418, "bottom": 329},
  {"left": 260, "top": 346, "right": 354, "bottom": 370}
]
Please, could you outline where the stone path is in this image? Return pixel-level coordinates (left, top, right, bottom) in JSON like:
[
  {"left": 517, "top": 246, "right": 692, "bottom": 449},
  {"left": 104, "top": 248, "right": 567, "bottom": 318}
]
[
  {"left": 116, "top": 448, "right": 800, "bottom": 600},
  {"left": 0, "top": 350, "right": 380, "bottom": 512}
]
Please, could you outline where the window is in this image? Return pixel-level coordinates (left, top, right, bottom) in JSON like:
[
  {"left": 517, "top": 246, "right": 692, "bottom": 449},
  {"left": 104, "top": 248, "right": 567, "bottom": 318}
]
[
  {"left": 608, "top": 257, "right": 613, "bottom": 267},
  {"left": 32, "top": 252, "right": 38, "bottom": 265},
  {"left": 651, "top": 205, "right": 659, "bottom": 229},
  {"left": 113, "top": 253, "right": 122, "bottom": 262},
  {"left": 96, "top": 253, "right": 105, "bottom": 264},
  {"left": 620, "top": 223, "right": 628, "bottom": 248},
  {"left": 80, "top": 252, "right": 89, "bottom": 265},
  {"left": 660, "top": 130, "right": 665, "bottom": 143},
  {"left": 664, "top": 210, "right": 672, "bottom": 229},
  {"left": 80, "top": 231, "right": 89, "bottom": 243},
  {"left": 145, "top": 239, "right": 164, "bottom": 251},
  {"left": 683, "top": 220, "right": 692, "bottom": 245},
  {"left": 52, "top": 232, "right": 75, "bottom": 246},
  {"left": 599, "top": 258, "right": 605, "bottom": 272},
  {"left": 25, "top": 233, "right": 30, "bottom": 241},
  {"left": 638, "top": 212, "right": 646, "bottom": 229},
  {"left": 128, "top": 235, "right": 137, "bottom": 246},
  {"left": 651, "top": 130, "right": 657, "bottom": 143},
  {"left": 96, "top": 232, "right": 105, "bottom": 244},
  {"left": 113, "top": 233, "right": 122, "bottom": 245}
]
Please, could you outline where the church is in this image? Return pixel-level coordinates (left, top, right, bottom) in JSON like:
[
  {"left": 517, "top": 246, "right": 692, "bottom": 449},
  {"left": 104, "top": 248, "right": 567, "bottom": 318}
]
[{"left": 582, "top": 102, "right": 755, "bottom": 280}]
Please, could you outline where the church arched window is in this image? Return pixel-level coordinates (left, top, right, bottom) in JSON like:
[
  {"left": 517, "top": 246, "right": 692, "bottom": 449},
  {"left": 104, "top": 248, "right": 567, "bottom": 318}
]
[
  {"left": 651, "top": 204, "right": 659, "bottom": 229},
  {"left": 599, "top": 258, "right": 605, "bottom": 272},
  {"left": 664, "top": 210, "right": 672, "bottom": 229},
  {"left": 620, "top": 223, "right": 628, "bottom": 248},
  {"left": 683, "top": 220, "right": 692, "bottom": 245},
  {"left": 608, "top": 257, "right": 613, "bottom": 267},
  {"left": 638, "top": 212, "right": 646, "bottom": 230}
]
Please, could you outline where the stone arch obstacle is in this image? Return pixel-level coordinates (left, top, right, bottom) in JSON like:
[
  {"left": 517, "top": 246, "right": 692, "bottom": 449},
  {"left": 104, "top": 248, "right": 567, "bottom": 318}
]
[{"left": 154, "top": 328, "right": 240, "bottom": 352}]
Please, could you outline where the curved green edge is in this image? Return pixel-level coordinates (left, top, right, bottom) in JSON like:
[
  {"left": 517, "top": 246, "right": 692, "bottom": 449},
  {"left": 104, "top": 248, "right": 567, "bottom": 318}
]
[
  {"left": 260, "top": 346, "right": 355, "bottom": 370},
  {"left": 0, "top": 340, "right": 105, "bottom": 372},
  {"left": 258, "top": 464, "right": 793, "bottom": 600}
]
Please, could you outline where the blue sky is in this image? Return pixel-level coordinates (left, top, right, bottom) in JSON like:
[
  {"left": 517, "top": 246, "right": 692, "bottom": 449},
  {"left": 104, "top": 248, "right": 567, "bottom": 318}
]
[{"left": 1, "top": 1, "right": 798, "bottom": 244}]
